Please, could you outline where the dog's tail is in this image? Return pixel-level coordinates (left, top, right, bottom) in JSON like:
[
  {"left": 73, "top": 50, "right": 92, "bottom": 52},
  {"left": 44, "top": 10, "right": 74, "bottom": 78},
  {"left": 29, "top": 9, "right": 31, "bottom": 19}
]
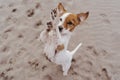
[{"left": 70, "top": 43, "right": 82, "bottom": 56}]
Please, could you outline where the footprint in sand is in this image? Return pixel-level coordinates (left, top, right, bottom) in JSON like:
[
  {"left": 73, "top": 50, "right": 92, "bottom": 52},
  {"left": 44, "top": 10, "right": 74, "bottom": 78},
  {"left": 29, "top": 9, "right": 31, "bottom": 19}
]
[
  {"left": 4, "top": 29, "right": 12, "bottom": 33},
  {"left": 69, "top": 65, "right": 79, "bottom": 75},
  {"left": 70, "top": 67, "right": 79, "bottom": 76},
  {"left": 28, "top": 59, "right": 40, "bottom": 70},
  {"left": 12, "top": 8, "right": 17, "bottom": 13},
  {"left": 42, "top": 65, "right": 47, "bottom": 71},
  {"left": 0, "top": 6, "right": 3, "bottom": 9},
  {"left": 0, "top": 67, "right": 14, "bottom": 80},
  {"left": 35, "top": 3, "right": 41, "bottom": 9},
  {"left": 0, "top": 72, "right": 14, "bottom": 80},
  {"left": 1, "top": 33, "right": 8, "bottom": 40},
  {"left": 27, "top": 9, "right": 35, "bottom": 17},
  {"left": 86, "top": 46, "right": 99, "bottom": 56},
  {"left": 99, "top": 13, "right": 111, "bottom": 24},
  {"left": 17, "top": 34, "right": 24, "bottom": 38},
  {"left": 101, "top": 49, "right": 108, "bottom": 56},
  {"left": 72, "top": 58, "right": 76, "bottom": 63},
  {"left": 4, "top": 26, "right": 14, "bottom": 33},
  {"left": 86, "top": 46, "right": 108, "bottom": 56},
  {"left": 8, "top": 3, "right": 14, "bottom": 7},
  {"left": 17, "top": 47, "right": 26, "bottom": 55},
  {"left": 103, "top": 19, "right": 111, "bottom": 24},
  {"left": 100, "top": 13, "right": 107, "bottom": 17},
  {"left": 101, "top": 68, "right": 111, "bottom": 80},
  {"left": 8, "top": 58, "right": 16, "bottom": 64},
  {"left": 43, "top": 75, "right": 52, "bottom": 80},
  {"left": 0, "top": 46, "right": 9, "bottom": 53},
  {"left": 1, "top": 27, "right": 13, "bottom": 40},
  {"left": 34, "top": 20, "right": 42, "bottom": 29},
  {"left": 6, "top": 67, "right": 13, "bottom": 72}
]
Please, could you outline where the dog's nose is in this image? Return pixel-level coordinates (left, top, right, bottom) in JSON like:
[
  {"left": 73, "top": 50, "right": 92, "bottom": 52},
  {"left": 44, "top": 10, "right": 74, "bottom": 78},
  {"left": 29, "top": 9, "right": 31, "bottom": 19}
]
[{"left": 58, "top": 26, "right": 63, "bottom": 32}]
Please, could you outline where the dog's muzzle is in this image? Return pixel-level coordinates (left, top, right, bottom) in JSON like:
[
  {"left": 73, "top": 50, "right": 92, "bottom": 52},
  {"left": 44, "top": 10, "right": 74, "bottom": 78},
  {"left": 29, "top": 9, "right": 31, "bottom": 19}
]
[{"left": 58, "top": 26, "right": 63, "bottom": 32}]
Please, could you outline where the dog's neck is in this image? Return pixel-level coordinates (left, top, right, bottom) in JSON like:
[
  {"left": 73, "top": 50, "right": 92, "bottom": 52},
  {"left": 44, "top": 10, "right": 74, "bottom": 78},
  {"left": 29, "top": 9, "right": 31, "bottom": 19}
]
[{"left": 60, "top": 32, "right": 72, "bottom": 50}]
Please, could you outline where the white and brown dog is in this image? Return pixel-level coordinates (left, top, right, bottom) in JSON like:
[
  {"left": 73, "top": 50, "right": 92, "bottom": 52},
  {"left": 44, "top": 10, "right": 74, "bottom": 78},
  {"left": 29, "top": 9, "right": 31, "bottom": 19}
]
[{"left": 39, "top": 3, "right": 89, "bottom": 76}]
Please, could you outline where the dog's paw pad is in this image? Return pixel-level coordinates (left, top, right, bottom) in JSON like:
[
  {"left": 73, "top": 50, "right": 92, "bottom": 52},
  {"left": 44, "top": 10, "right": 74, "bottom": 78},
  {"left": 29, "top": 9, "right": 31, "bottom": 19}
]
[
  {"left": 46, "top": 21, "right": 53, "bottom": 29},
  {"left": 51, "top": 8, "right": 57, "bottom": 20}
]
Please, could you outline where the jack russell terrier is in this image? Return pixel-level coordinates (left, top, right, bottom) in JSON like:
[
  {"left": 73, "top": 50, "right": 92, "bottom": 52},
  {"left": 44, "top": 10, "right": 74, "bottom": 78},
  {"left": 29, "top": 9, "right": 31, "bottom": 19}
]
[{"left": 39, "top": 3, "right": 89, "bottom": 76}]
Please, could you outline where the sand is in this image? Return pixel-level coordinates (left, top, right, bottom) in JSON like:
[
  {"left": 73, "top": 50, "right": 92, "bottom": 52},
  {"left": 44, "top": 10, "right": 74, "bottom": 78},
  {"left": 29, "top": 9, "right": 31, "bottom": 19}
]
[{"left": 0, "top": 0, "right": 120, "bottom": 80}]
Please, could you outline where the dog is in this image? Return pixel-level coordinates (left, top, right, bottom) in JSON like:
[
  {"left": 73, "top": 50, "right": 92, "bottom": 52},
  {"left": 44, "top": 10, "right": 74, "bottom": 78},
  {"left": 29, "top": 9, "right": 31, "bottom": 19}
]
[{"left": 39, "top": 3, "right": 89, "bottom": 76}]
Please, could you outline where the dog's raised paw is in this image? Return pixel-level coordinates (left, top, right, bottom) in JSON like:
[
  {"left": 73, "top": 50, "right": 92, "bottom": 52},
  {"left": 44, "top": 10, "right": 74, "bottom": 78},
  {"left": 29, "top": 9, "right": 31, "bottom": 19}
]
[
  {"left": 46, "top": 21, "right": 53, "bottom": 29},
  {"left": 51, "top": 8, "right": 57, "bottom": 20}
]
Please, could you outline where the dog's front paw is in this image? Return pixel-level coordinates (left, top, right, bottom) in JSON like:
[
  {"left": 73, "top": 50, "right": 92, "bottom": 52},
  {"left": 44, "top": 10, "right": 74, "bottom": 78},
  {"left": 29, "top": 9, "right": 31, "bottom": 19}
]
[
  {"left": 46, "top": 21, "right": 53, "bottom": 32},
  {"left": 51, "top": 8, "right": 57, "bottom": 20}
]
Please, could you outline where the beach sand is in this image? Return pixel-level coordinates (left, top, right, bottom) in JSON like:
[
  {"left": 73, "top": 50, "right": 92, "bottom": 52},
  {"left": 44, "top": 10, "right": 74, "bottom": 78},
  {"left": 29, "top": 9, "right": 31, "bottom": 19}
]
[{"left": 0, "top": 0, "right": 120, "bottom": 80}]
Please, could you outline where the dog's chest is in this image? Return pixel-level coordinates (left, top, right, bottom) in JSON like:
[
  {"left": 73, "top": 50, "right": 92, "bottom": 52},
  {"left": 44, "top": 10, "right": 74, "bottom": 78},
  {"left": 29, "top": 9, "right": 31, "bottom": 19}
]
[{"left": 44, "top": 30, "right": 57, "bottom": 54}]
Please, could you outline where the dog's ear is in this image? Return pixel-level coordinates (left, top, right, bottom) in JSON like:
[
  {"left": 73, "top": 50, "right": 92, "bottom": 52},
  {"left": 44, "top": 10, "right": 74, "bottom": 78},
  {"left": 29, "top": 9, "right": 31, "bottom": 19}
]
[
  {"left": 77, "top": 11, "right": 89, "bottom": 22},
  {"left": 57, "top": 3, "right": 66, "bottom": 15}
]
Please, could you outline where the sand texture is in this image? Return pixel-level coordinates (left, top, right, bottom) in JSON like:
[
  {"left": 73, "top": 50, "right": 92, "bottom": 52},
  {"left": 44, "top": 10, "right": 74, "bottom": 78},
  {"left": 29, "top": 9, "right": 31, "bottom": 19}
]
[{"left": 0, "top": 0, "right": 120, "bottom": 80}]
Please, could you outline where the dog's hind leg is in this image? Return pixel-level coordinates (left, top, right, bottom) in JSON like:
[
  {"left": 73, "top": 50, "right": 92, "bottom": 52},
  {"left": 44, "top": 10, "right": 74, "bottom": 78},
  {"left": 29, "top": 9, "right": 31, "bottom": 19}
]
[{"left": 62, "top": 62, "right": 71, "bottom": 76}]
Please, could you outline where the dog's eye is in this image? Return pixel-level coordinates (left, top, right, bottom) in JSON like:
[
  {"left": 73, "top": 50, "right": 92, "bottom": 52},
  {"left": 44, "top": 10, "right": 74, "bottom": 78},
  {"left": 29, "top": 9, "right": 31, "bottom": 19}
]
[
  {"left": 60, "top": 18, "right": 62, "bottom": 21},
  {"left": 67, "top": 21, "right": 73, "bottom": 25}
]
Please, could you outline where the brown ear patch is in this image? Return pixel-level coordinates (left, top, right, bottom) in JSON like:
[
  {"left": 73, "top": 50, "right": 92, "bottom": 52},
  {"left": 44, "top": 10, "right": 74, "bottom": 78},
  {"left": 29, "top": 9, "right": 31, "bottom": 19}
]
[{"left": 77, "top": 11, "right": 89, "bottom": 22}]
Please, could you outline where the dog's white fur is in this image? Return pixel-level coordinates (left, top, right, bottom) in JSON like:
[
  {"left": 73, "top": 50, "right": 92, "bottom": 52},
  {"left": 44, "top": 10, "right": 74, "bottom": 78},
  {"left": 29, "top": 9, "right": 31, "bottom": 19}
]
[
  {"left": 39, "top": 12, "right": 82, "bottom": 76},
  {"left": 39, "top": 3, "right": 89, "bottom": 76},
  {"left": 40, "top": 29, "right": 58, "bottom": 62},
  {"left": 55, "top": 13, "right": 82, "bottom": 75}
]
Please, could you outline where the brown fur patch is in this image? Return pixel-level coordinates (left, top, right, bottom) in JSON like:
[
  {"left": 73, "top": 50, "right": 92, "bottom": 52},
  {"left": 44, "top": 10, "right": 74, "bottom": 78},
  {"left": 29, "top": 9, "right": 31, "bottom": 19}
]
[
  {"left": 55, "top": 44, "right": 64, "bottom": 53},
  {"left": 63, "top": 14, "right": 80, "bottom": 32},
  {"left": 77, "top": 12, "right": 89, "bottom": 22}
]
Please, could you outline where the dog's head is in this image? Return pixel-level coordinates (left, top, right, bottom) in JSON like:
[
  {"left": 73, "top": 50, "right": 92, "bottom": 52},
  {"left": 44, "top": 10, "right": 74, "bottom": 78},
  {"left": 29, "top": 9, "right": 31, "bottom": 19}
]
[{"left": 57, "top": 3, "right": 89, "bottom": 34}]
